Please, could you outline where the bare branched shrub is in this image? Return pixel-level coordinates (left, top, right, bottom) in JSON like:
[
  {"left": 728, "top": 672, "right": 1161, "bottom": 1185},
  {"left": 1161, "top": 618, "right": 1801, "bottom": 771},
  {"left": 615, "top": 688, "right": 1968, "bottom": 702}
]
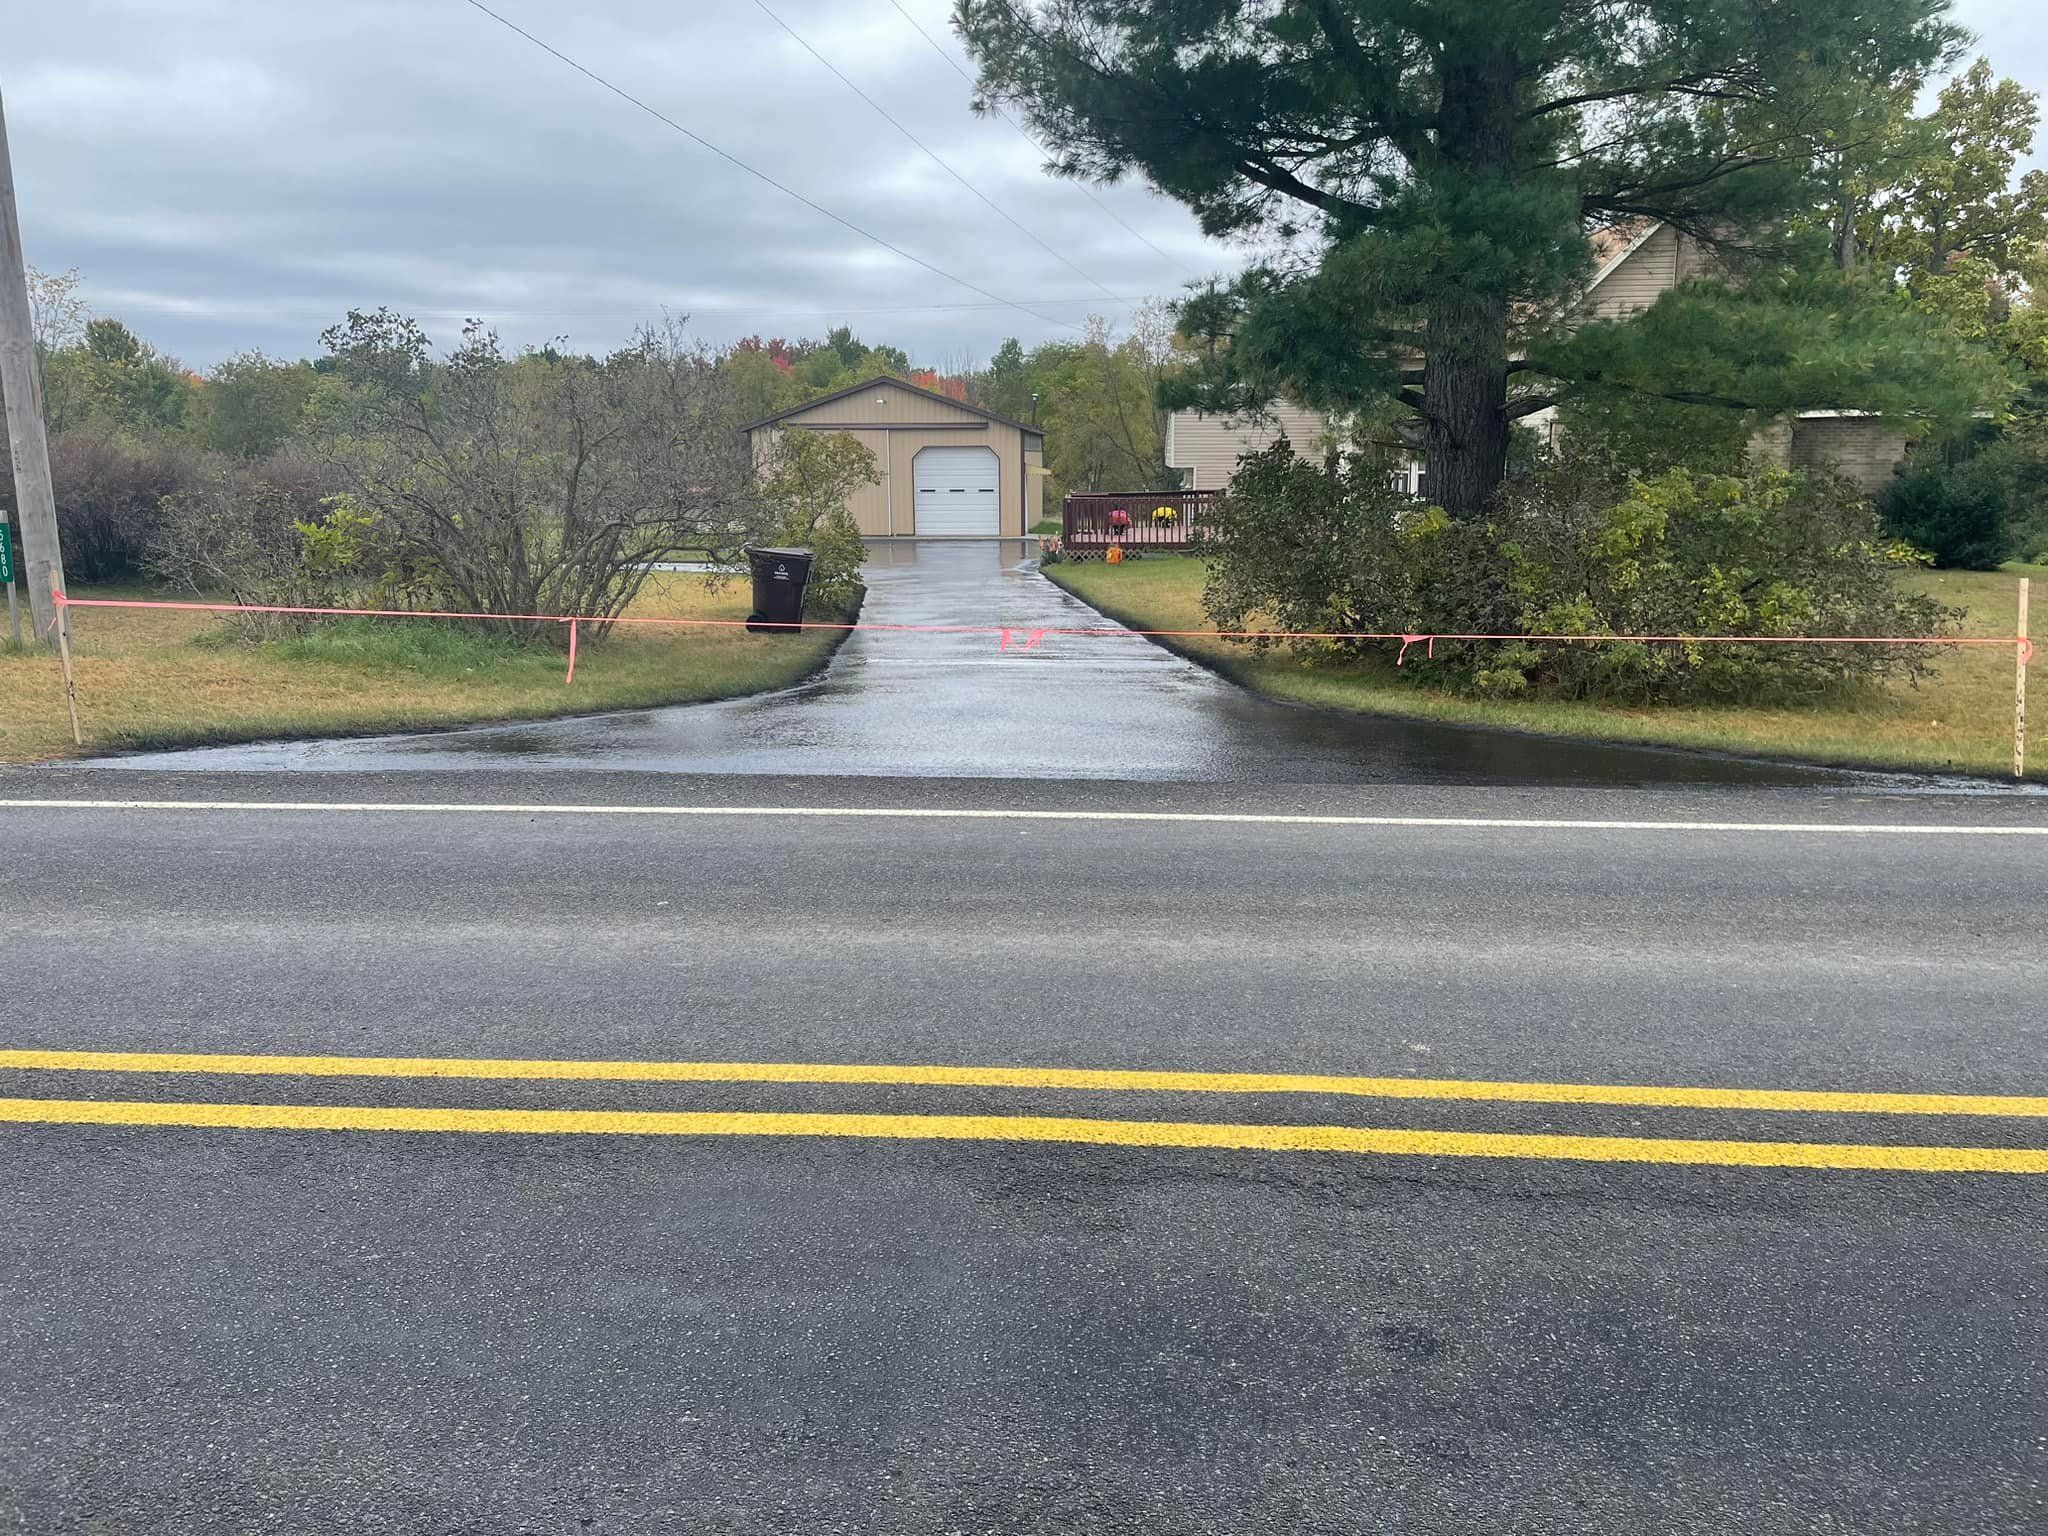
[
  {"left": 149, "top": 462, "right": 327, "bottom": 640},
  {"left": 312, "top": 311, "right": 764, "bottom": 644}
]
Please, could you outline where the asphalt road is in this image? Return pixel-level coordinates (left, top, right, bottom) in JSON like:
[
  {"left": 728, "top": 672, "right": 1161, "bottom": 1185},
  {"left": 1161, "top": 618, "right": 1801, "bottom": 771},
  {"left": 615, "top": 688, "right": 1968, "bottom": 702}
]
[{"left": 2, "top": 772, "right": 2045, "bottom": 1534}]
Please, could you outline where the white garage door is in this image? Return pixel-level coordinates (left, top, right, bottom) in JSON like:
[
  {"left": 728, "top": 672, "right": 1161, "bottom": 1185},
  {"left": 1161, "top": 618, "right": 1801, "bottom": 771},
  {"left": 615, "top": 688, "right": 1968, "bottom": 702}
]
[{"left": 913, "top": 446, "right": 1001, "bottom": 536}]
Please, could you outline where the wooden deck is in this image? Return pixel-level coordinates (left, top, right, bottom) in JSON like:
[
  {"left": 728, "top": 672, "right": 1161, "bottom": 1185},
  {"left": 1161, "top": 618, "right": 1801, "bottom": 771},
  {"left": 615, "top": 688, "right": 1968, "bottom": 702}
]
[{"left": 1060, "top": 491, "right": 1218, "bottom": 555}]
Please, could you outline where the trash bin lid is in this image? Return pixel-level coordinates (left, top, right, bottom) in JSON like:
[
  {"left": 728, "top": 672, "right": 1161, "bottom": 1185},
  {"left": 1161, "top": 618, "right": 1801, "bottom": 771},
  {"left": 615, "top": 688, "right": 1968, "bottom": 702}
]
[{"left": 744, "top": 545, "right": 812, "bottom": 559}]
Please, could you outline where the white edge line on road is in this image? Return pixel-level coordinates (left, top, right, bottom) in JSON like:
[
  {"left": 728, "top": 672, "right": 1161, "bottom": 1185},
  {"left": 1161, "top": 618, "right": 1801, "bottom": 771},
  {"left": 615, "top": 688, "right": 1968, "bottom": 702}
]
[{"left": 0, "top": 799, "right": 2045, "bottom": 834}]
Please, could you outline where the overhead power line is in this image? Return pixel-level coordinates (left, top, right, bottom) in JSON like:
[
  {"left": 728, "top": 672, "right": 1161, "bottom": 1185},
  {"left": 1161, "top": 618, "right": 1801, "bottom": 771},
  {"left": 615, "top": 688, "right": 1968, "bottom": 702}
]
[
  {"left": 749, "top": 0, "right": 1118, "bottom": 301},
  {"left": 885, "top": 0, "right": 1184, "bottom": 269},
  {"left": 459, "top": 0, "right": 1083, "bottom": 333}
]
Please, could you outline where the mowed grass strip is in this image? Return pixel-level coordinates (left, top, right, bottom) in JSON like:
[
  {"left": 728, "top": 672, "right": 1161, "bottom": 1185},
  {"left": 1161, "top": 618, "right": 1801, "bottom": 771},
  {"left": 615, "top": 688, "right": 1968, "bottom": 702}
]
[
  {"left": 1045, "top": 557, "right": 2042, "bottom": 780},
  {"left": 0, "top": 573, "right": 842, "bottom": 763}
]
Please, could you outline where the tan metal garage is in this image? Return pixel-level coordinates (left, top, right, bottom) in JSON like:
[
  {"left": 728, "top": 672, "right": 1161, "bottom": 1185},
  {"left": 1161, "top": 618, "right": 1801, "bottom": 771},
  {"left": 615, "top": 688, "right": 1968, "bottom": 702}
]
[{"left": 743, "top": 375, "right": 1045, "bottom": 538}]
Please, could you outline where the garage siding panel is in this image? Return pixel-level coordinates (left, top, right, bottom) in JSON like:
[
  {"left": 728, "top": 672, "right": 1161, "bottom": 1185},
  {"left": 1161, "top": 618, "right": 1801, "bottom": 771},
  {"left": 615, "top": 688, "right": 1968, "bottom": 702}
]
[
  {"left": 830, "top": 430, "right": 891, "bottom": 535},
  {"left": 1024, "top": 444, "right": 1045, "bottom": 527},
  {"left": 750, "top": 382, "right": 1036, "bottom": 536},
  {"left": 790, "top": 384, "right": 988, "bottom": 427}
]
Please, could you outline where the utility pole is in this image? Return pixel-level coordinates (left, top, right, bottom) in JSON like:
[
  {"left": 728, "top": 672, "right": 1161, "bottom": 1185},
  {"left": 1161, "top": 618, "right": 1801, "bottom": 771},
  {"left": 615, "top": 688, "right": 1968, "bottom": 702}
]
[{"left": 0, "top": 82, "right": 64, "bottom": 647}]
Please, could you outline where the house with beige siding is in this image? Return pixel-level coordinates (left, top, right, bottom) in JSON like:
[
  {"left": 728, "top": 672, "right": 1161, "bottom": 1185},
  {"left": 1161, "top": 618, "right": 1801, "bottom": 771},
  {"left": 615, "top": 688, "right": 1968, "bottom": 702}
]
[
  {"left": 1572, "top": 218, "right": 1719, "bottom": 321},
  {"left": 744, "top": 376, "right": 1044, "bottom": 538},
  {"left": 1162, "top": 401, "right": 1333, "bottom": 491},
  {"left": 1166, "top": 220, "right": 1913, "bottom": 495}
]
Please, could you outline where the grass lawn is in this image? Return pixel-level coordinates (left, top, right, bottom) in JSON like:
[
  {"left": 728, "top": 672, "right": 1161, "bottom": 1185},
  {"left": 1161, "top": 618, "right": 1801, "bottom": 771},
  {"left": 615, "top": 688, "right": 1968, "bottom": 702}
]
[
  {"left": 1046, "top": 556, "right": 2042, "bottom": 780},
  {"left": 1030, "top": 519, "right": 1061, "bottom": 535},
  {"left": 0, "top": 572, "right": 847, "bottom": 764}
]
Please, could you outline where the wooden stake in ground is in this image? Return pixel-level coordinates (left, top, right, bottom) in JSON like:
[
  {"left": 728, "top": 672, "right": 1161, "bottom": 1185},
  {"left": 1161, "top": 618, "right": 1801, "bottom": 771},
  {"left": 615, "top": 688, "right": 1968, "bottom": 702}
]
[
  {"left": 0, "top": 86, "right": 66, "bottom": 648},
  {"left": 2018, "top": 577, "right": 2031, "bottom": 782},
  {"left": 50, "top": 574, "right": 79, "bottom": 747}
]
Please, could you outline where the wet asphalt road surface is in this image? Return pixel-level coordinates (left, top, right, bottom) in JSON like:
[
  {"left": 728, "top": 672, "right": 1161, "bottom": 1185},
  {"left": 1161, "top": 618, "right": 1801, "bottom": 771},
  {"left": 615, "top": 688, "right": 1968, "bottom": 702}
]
[
  {"left": 2, "top": 776, "right": 2045, "bottom": 1534},
  {"left": 8, "top": 546, "right": 2045, "bottom": 1531},
  {"left": 99, "top": 540, "right": 1861, "bottom": 784}
]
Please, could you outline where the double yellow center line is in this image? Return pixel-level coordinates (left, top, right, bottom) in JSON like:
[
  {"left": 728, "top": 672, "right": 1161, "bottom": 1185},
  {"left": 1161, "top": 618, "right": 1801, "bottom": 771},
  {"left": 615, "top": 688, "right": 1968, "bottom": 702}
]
[{"left": 2, "top": 1049, "right": 2043, "bottom": 1175}]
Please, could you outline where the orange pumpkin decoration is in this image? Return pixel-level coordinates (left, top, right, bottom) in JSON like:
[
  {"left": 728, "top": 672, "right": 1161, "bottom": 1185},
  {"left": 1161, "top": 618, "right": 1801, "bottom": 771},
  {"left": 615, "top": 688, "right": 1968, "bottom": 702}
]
[{"left": 1105, "top": 544, "right": 1125, "bottom": 565}]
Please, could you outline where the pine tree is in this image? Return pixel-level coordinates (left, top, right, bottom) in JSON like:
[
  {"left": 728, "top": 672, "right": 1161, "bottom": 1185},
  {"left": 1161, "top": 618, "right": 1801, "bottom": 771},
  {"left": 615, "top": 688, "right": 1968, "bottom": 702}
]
[{"left": 957, "top": 0, "right": 1968, "bottom": 513}]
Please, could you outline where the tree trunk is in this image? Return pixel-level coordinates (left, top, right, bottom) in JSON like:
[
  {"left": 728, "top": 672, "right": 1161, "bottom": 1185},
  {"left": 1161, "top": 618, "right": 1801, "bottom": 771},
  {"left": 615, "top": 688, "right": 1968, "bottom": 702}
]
[
  {"left": 1422, "top": 295, "right": 1511, "bottom": 517},
  {"left": 1424, "top": 47, "right": 1518, "bottom": 518},
  {"left": 1831, "top": 181, "right": 1860, "bottom": 274}
]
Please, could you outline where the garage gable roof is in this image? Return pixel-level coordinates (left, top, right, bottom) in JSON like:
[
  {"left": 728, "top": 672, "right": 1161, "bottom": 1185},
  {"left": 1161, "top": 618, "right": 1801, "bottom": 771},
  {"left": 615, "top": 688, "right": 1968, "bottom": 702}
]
[{"left": 741, "top": 374, "right": 1044, "bottom": 439}]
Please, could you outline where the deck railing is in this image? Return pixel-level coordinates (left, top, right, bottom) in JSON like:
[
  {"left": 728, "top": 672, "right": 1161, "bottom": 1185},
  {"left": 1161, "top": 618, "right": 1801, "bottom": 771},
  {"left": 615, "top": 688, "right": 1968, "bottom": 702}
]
[{"left": 1060, "top": 490, "right": 1220, "bottom": 550}]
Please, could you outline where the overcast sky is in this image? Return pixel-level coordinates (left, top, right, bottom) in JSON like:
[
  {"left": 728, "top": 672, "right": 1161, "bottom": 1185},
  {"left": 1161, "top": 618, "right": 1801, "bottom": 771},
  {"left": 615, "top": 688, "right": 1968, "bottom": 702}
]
[{"left": 7, "top": 0, "right": 2044, "bottom": 372}]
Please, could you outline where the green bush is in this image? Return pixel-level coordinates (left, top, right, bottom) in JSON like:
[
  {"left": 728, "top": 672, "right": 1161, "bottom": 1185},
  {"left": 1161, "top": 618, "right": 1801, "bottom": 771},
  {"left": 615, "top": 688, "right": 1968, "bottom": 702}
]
[
  {"left": 149, "top": 466, "right": 441, "bottom": 642},
  {"left": 2004, "top": 452, "right": 2048, "bottom": 565},
  {"left": 1490, "top": 457, "right": 1949, "bottom": 702},
  {"left": 1203, "top": 442, "right": 1951, "bottom": 705},
  {"left": 1199, "top": 444, "right": 1516, "bottom": 662},
  {"left": 794, "top": 503, "right": 868, "bottom": 617},
  {"left": 1879, "top": 453, "right": 2014, "bottom": 569},
  {"left": 756, "top": 430, "right": 872, "bottom": 616},
  {"left": 2011, "top": 504, "right": 2048, "bottom": 565},
  {"left": 0, "top": 430, "right": 199, "bottom": 581}
]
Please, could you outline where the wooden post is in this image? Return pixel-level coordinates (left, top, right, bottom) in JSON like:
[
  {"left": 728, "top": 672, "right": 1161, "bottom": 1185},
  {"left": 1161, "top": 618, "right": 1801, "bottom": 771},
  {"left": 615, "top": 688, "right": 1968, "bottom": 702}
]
[
  {"left": 0, "top": 87, "right": 66, "bottom": 648},
  {"left": 2017, "top": 576, "right": 2030, "bottom": 781},
  {"left": 50, "top": 574, "right": 79, "bottom": 746}
]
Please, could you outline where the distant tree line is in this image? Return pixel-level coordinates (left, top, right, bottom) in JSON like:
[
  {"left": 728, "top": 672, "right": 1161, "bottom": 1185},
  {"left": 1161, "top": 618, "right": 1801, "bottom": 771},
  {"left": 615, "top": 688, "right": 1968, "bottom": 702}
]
[{"left": 0, "top": 275, "right": 1188, "bottom": 609}]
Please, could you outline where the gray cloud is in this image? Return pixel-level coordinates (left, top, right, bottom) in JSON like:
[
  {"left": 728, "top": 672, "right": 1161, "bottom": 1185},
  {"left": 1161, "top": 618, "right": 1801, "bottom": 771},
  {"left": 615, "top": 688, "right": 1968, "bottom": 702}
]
[
  {"left": 7, "top": 0, "right": 2043, "bottom": 370},
  {"left": 7, "top": 0, "right": 1220, "bottom": 367}
]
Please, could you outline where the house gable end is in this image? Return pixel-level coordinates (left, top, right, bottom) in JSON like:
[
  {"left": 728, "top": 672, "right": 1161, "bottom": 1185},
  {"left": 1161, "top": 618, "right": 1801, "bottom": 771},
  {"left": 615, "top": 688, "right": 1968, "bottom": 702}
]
[
  {"left": 1572, "top": 221, "right": 1685, "bottom": 324},
  {"left": 741, "top": 375, "right": 1041, "bottom": 437}
]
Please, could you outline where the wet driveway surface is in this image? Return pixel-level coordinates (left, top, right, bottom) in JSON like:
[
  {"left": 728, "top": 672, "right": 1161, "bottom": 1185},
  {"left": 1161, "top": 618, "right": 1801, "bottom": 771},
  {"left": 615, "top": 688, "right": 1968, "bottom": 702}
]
[{"left": 107, "top": 541, "right": 1865, "bottom": 784}]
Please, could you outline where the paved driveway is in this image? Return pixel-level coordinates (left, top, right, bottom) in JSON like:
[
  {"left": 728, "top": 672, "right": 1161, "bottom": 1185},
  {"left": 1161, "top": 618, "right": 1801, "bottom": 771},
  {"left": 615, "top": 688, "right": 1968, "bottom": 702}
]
[{"left": 107, "top": 540, "right": 1848, "bottom": 783}]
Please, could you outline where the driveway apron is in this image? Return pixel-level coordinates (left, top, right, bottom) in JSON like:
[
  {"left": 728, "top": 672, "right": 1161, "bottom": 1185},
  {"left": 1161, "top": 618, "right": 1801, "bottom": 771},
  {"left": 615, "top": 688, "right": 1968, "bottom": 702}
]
[{"left": 102, "top": 541, "right": 1850, "bottom": 784}]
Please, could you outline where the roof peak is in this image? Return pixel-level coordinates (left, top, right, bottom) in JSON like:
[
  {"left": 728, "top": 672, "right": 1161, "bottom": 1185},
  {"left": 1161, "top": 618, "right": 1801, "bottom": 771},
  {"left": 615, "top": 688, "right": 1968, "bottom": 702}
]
[{"left": 740, "top": 373, "right": 1043, "bottom": 436}]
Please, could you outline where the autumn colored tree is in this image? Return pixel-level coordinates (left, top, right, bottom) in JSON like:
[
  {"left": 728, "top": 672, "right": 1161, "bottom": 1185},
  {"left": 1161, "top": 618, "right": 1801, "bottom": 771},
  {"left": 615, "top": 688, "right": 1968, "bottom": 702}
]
[{"left": 725, "top": 338, "right": 807, "bottom": 422}]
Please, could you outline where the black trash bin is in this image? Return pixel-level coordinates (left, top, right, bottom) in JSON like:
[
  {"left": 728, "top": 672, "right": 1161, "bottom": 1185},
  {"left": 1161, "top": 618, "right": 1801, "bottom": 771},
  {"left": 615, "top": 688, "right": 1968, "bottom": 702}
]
[{"left": 743, "top": 545, "right": 814, "bottom": 633}]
